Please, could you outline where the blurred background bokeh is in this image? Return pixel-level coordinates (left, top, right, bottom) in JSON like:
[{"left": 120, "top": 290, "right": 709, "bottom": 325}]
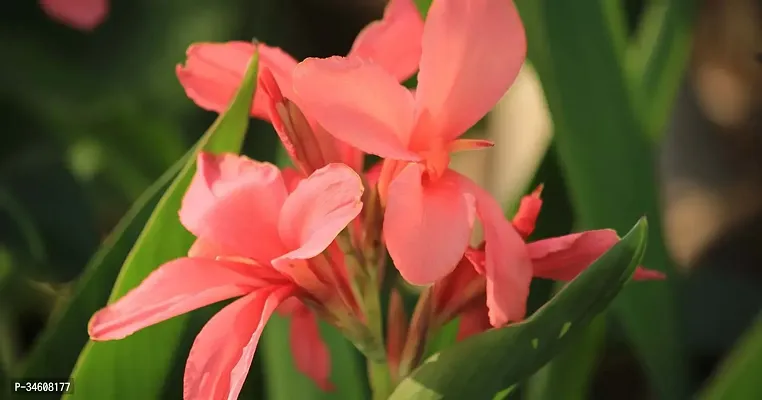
[{"left": 1, "top": 0, "right": 761, "bottom": 398}]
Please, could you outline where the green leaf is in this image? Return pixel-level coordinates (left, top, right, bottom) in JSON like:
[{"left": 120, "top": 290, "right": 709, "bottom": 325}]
[
  {"left": 62, "top": 47, "right": 260, "bottom": 400},
  {"left": 413, "top": 0, "right": 433, "bottom": 18},
  {"left": 525, "top": 313, "right": 606, "bottom": 400},
  {"left": 13, "top": 153, "right": 183, "bottom": 386},
  {"left": 515, "top": 1, "right": 690, "bottom": 398},
  {"left": 388, "top": 218, "right": 649, "bottom": 400},
  {"left": 257, "top": 134, "right": 367, "bottom": 400},
  {"left": 699, "top": 316, "right": 762, "bottom": 400},
  {"left": 424, "top": 318, "right": 460, "bottom": 360}
]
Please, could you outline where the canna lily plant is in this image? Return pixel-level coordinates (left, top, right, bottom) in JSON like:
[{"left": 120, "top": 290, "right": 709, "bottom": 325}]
[{"left": 87, "top": 0, "right": 665, "bottom": 399}]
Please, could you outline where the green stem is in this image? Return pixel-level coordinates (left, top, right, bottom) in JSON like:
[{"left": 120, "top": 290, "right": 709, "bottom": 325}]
[
  {"left": 368, "top": 358, "right": 393, "bottom": 400},
  {"left": 336, "top": 214, "right": 393, "bottom": 398}
]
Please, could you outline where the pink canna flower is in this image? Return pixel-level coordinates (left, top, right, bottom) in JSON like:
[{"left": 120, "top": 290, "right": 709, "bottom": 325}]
[
  {"left": 88, "top": 153, "right": 365, "bottom": 399},
  {"left": 175, "top": 0, "right": 423, "bottom": 173},
  {"left": 40, "top": 0, "right": 108, "bottom": 31},
  {"left": 176, "top": 43, "right": 299, "bottom": 122},
  {"left": 176, "top": 0, "right": 422, "bottom": 119},
  {"left": 432, "top": 187, "right": 666, "bottom": 341},
  {"left": 292, "top": 0, "right": 528, "bottom": 325}
]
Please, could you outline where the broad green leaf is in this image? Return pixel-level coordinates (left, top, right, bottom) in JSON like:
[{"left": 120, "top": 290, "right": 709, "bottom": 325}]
[
  {"left": 63, "top": 48, "right": 260, "bottom": 400},
  {"left": 13, "top": 152, "right": 183, "bottom": 385},
  {"left": 389, "top": 218, "right": 649, "bottom": 400},
  {"left": 515, "top": 1, "right": 690, "bottom": 398},
  {"left": 525, "top": 313, "right": 606, "bottom": 400},
  {"left": 699, "top": 315, "right": 762, "bottom": 400},
  {"left": 258, "top": 137, "right": 367, "bottom": 400},
  {"left": 424, "top": 318, "right": 460, "bottom": 360}
]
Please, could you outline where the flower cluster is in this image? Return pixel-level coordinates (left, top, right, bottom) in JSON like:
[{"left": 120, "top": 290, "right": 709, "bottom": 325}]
[{"left": 88, "top": 0, "right": 664, "bottom": 399}]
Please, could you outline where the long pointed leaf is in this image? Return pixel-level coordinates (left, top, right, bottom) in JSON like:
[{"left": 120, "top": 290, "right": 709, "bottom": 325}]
[
  {"left": 62, "top": 48, "right": 260, "bottom": 400},
  {"left": 389, "top": 218, "right": 649, "bottom": 399}
]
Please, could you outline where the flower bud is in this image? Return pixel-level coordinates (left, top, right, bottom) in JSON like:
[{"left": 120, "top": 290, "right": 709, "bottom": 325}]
[{"left": 260, "top": 68, "right": 338, "bottom": 175}]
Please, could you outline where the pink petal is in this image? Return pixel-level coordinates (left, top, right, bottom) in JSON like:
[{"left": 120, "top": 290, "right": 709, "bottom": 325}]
[
  {"left": 433, "top": 255, "right": 483, "bottom": 319},
  {"left": 184, "top": 285, "right": 295, "bottom": 400},
  {"left": 464, "top": 246, "right": 486, "bottom": 275},
  {"left": 290, "top": 309, "right": 334, "bottom": 391},
  {"left": 274, "top": 164, "right": 364, "bottom": 268},
  {"left": 183, "top": 153, "right": 290, "bottom": 263},
  {"left": 412, "top": 0, "right": 526, "bottom": 146},
  {"left": 528, "top": 229, "right": 665, "bottom": 281},
  {"left": 88, "top": 258, "right": 286, "bottom": 341},
  {"left": 180, "top": 153, "right": 287, "bottom": 234},
  {"left": 281, "top": 167, "right": 303, "bottom": 193},
  {"left": 456, "top": 303, "right": 491, "bottom": 341},
  {"left": 365, "top": 161, "right": 384, "bottom": 188},
  {"left": 633, "top": 268, "right": 666, "bottom": 280},
  {"left": 457, "top": 174, "right": 532, "bottom": 326},
  {"left": 40, "top": 0, "right": 108, "bottom": 31},
  {"left": 187, "top": 238, "right": 236, "bottom": 259},
  {"left": 384, "top": 165, "right": 475, "bottom": 285},
  {"left": 386, "top": 289, "right": 408, "bottom": 379},
  {"left": 176, "top": 42, "right": 297, "bottom": 119},
  {"left": 348, "top": 0, "right": 424, "bottom": 82},
  {"left": 276, "top": 296, "right": 306, "bottom": 316},
  {"left": 292, "top": 57, "right": 420, "bottom": 161},
  {"left": 331, "top": 127, "right": 365, "bottom": 173}
]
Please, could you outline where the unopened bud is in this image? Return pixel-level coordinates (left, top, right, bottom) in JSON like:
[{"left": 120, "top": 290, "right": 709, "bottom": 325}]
[
  {"left": 361, "top": 182, "right": 384, "bottom": 275},
  {"left": 398, "top": 288, "right": 434, "bottom": 379},
  {"left": 260, "top": 67, "right": 334, "bottom": 175},
  {"left": 386, "top": 289, "right": 408, "bottom": 383}
]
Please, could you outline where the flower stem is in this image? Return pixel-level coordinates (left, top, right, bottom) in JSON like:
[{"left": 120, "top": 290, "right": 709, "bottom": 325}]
[
  {"left": 368, "top": 358, "right": 393, "bottom": 400},
  {"left": 336, "top": 224, "right": 394, "bottom": 398}
]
